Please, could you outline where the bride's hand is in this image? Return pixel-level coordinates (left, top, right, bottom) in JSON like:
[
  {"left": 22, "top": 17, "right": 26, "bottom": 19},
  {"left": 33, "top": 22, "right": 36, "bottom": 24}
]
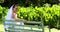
[
  {"left": 15, "top": 18, "right": 20, "bottom": 21},
  {"left": 16, "top": 18, "right": 27, "bottom": 22}
]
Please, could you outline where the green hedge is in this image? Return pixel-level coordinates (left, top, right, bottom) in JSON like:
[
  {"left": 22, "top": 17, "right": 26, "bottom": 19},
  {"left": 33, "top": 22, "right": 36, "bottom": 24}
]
[{"left": 0, "top": 4, "right": 60, "bottom": 28}]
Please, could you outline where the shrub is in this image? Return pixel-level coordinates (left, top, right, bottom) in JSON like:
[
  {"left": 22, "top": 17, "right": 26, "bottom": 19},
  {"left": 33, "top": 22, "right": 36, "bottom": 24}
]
[{"left": 1, "top": 4, "right": 60, "bottom": 28}]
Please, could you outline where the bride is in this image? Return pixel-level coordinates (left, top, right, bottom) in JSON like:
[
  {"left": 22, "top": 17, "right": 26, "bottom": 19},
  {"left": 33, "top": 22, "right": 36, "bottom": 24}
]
[
  {"left": 5, "top": 4, "right": 26, "bottom": 32},
  {"left": 6, "top": 4, "right": 20, "bottom": 21}
]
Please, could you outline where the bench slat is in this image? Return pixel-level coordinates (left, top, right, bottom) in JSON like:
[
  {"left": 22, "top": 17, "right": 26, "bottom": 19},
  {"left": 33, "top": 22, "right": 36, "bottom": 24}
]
[{"left": 6, "top": 28, "right": 43, "bottom": 32}]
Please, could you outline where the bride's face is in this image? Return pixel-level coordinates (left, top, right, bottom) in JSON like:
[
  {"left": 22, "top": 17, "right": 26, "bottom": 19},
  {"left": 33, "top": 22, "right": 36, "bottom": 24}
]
[{"left": 13, "top": 5, "right": 18, "bottom": 13}]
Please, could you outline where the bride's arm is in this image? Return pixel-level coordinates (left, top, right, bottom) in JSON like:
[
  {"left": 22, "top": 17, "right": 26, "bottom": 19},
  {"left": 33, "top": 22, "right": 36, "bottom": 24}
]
[
  {"left": 16, "top": 14, "right": 27, "bottom": 22},
  {"left": 12, "top": 13, "right": 20, "bottom": 20},
  {"left": 12, "top": 13, "right": 27, "bottom": 22}
]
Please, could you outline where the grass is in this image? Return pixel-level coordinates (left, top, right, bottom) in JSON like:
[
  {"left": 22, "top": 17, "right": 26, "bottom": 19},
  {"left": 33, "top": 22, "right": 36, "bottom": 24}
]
[{"left": 0, "top": 24, "right": 5, "bottom": 32}]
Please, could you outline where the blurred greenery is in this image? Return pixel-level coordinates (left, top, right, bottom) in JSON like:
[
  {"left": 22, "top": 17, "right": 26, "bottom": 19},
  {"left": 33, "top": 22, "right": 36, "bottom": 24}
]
[
  {"left": 0, "top": 0, "right": 60, "bottom": 7},
  {"left": 0, "top": 3, "right": 60, "bottom": 29}
]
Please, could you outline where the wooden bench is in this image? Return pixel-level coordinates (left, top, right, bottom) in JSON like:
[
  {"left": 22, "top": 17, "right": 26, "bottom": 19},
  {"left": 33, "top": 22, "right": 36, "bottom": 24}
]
[{"left": 3, "top": 20, "right": 44, "bottom": 32}]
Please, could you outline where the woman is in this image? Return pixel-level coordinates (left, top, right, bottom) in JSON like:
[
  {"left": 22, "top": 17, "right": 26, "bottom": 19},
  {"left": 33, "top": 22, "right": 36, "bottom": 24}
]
[
  {"left": 5, "top": 4, "right": 26, "bottom": 32},
  {"left": 6, "top": 4, "right": 19, "bottom": 20}
]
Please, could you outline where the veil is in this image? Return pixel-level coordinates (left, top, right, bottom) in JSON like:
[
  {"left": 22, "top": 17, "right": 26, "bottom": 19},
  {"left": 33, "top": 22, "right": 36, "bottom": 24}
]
[{"left": 6, "top": 5, "right": 14, "bottom": 20}]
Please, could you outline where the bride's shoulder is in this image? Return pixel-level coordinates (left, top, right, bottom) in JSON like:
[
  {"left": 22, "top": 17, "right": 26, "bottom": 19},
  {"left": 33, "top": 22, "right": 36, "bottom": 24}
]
[
  {"left": 14, "top": 13, "right": 16, "bottom": 14},
  {"left": 13, "top": 13, "right": 17, "bottom": 15}
]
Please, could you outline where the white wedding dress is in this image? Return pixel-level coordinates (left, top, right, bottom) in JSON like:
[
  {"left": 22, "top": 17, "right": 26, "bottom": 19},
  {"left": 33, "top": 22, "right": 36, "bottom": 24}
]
[{"left": 4, "top": 5, "right": 24, "bottom": 32}]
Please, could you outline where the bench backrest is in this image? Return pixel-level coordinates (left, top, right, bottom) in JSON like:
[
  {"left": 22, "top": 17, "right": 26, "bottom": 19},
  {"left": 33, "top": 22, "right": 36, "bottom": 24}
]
[{"left": 3, "top": 20, "right": 44, "bottom": 32}]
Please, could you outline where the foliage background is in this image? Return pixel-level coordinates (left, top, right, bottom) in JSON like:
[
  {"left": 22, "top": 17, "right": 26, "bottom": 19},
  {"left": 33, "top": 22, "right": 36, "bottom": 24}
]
[
  {"left": 0, "top": 3, "right": 60, "bottom": 28},
  {"left": 0, "top": 0, "right": 60, "bottom": 29}
]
